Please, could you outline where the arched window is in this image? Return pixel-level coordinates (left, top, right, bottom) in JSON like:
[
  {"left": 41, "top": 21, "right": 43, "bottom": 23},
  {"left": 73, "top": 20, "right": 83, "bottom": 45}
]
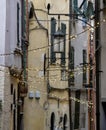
[
  {"left": 50, "top": 112, "right": 55, "bottom": 130},
  {"left": 63, "top": 114, "right": 67, "bottom": 130}
]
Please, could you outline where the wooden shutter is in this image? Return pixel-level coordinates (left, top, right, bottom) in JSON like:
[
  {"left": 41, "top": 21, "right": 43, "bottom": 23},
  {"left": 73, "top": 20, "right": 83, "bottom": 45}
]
[
  {"left": 73, "top": 0, "right": 83, "bottom": 16},
  {"left": 73, "top": 0, "right": 78, "bottom": 13},
  {"left": 70, "top": 47, "right": 74, "bottom": 84},
  {"left": 50, "top": 17, "right": 56, "bottom": 63},
  {"left": 61, "top": 23, "right": 66, "bottom": 65},
  {"left": 85, "top": 1, "right": 94, "bottom": 19}
]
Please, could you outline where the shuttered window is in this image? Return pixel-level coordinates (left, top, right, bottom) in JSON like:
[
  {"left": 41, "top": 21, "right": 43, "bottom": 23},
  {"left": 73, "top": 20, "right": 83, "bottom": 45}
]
[
  {"left": 89, "top": 57, "right": 93, "bottom": 87},
  {"left": 82, "top": 0, "right": 87, "bottom": 27},
  {"left": 73, "top": 0, "right": 78, "bottom": 14},
  {"left": 86, "top": 1, "right": 94, "bottom": 19},
  {"left": 83, "top": 0, "right": 87, "bottom": 11},
  {"left": 50, "top": 17, "right": 56, "bottom": 64},
  {"left": 17, "top": 3, "right": 20, "bottom": 46},
  {"left": 69, "top": 47, "right": 74, "bottom": 84},
  {"left": 61, "top": 23, "right": 66, "bottom": 65},
  {"left": 83, "top": 49, "right": 87, "bottom": 84},
  {"left": 73, "top": 0, "right": 83, "bottom": 17}
]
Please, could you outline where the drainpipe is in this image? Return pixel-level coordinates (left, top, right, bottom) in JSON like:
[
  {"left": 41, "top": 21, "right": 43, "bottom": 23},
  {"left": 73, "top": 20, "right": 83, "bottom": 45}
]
[
  {"left": 95, "top": 0, "right": 100, "bottom": 130},
  {"left": 26, "top": 0, "right": 29, "bottom": 42},
  {"left": 20, "top": 0, "right": 29, "bottom": 130},
  {"left": 68, "top": 0, "right": 72, "bottom": 130}
]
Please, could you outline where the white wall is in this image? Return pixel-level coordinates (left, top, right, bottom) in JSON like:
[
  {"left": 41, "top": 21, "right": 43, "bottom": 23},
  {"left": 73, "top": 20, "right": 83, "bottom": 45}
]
[
  {"left": 0, "top": 0, "right": 23, "bottom": 129},
  {"left": 5, "top": 0, "right": 22, "bottom": 68},
  {"left": 0, "top": 0, "right": 6, "bottom": 65}
]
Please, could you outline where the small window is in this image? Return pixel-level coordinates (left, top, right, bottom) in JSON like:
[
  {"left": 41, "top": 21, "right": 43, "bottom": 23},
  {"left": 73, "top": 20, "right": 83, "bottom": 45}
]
[
  {"left": 11, "top": 84, "right": 14, "bottom": 95},
  {"left": 50, "top": 112, "right": 55, "bottom": 130},
  {"left": 73, "top": 0, "right": 83, "bottom": 18},
  {"left": 61, "top": 69, "right": 68, "bottom": 81},
  {"left": 63, "top": 114, "right": 68, "bottom": 130}
]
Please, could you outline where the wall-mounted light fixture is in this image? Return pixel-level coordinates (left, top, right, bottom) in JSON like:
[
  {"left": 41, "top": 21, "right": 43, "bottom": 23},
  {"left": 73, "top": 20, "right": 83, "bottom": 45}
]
[{"left": 9, "top": 66, "right": 23, "bottom": 79}]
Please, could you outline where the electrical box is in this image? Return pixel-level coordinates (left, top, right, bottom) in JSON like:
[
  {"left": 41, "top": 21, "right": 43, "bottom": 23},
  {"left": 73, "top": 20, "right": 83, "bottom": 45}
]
[
  {"left": 28, "top": 91, "right": 34, "bottom": 99},
  {"left": 35, "top": 91, "right": 40, "bottom": 99}
]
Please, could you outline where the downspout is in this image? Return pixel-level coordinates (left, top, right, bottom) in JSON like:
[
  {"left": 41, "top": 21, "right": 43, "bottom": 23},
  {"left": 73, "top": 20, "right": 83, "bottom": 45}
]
[
  {"left": 95, "top": 0, "right": 100, "bottom": 130},
  {"left": 22, "top": 0, "right": 28, "bottom": 81},
  {"left": 20, "top": 0, "right": 29, "bottom": 130},
  {"left": 68, "top": 0, "right": 72, "bottom": 130},
  {"left": 26, "top": 0, "right": 29, "bottom": 42}
]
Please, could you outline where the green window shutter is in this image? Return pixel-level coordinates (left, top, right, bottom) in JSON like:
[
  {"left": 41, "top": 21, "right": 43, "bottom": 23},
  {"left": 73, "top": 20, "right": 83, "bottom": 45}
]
[
  {"left": 17, "top": 3, "right": 20, "bottom": 46},
  {"left": 83, "top": 0, "right": 87, "bottom": 11},
  {"left": 69, "top": 47, "right": 74, "bottom": 84},
  {"left": 85, "top": 1, "right": 94, "bottom": 19},
  {"left": 83, "top": 50, "right": 87, "bottom": 84},
  {"left": 51, "top": 17, "right": 56, "bottom": 63},
  {"left": 73, "top": 0, "right": 78, "bottom": 13},
  {"left": 70, "top": 47, "right": 74, "bottom": 69},
  {"left": 74, "top": 90, "right": 80, "bottom": 129},
  {"left": 89, "top": 58, "right": 93, "bottom": 87},
  {"left": 83, "top": 0, "right": 87, "bottom": 17},
  {"left": 73, "top": 0, "right": 83, "bottom": 16},
  {"left": 81, "top": 0, "right": 87, "bottom": 27},
  {"left": 61, "top": 23, "right": 66, "bottom": 65}
]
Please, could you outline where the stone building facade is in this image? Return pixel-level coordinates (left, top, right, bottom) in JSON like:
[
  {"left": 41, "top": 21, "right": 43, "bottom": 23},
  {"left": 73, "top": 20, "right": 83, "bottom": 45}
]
[
  {"left": 0, "top": 0, "right": 28, "bottom": 130},
  {"left": 24, "top": 0, "right": 96, "bottom": 130},
  {"left": 98, "top": 0, "right": 106, "bottom": 129},
  {"left": 24, "top": 0, "right": 70, "bottom": 130}
]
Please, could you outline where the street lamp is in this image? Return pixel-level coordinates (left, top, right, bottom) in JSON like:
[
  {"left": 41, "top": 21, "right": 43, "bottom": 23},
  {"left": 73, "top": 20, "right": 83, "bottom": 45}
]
[{"left": 53, "top": 30, "right": 65, "bottom": 53}]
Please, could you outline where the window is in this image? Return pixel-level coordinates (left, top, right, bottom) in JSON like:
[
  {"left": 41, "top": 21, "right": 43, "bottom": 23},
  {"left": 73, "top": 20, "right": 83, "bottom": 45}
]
[
  {"left": 61, "top": 23, "right": 66, "bottom": 65},
  {"left": 82, "top": 0, "right": 87, "bottom": 28},
  {"left": 89, "top": 56, "right": 93, "bottom": 87},
  {"left": 69, "top": 47, "right": 74, "bottom": 85},
  {"left": 17, "top": 3, "right": 20, "bottom": 46},
  {"left": 50, "top": 17, "right": 56, "bottom": 64},
  {"left": 83, "top": 49, "right": 87, "bottom": 84},
  {"left": 50, "top": 112, "right": 55, "bottom": 130},
  {"left": 61, "top": 69, "right": 68, "bottom": 81},
  {"left": 74, "top": 90, "right": 80, "bottom": 129},
  {"left": 63, "top": 114, "right": 68, "bottom": 130},
  {"left": 73, "top": 0, "right": 78, "bottom": 14},
  {"left": 50, "top": 18, "right": 66, "bottom": 65},
  {"left": 73, "top": 0, "right": 83, "bottom": 17},
  {"left": 11, "top": 84, "right": 14, "bottom": 95}
]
